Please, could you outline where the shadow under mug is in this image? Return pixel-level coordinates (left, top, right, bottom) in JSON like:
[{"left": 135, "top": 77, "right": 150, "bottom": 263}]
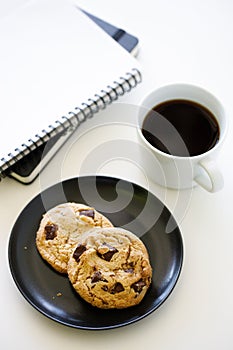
[{"left": 137, "top": 84, "right": 228, "bottom": 192}]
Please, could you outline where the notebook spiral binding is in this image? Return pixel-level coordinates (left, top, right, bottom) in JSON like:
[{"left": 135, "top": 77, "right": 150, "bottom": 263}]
[{"left": 0, "top": 68, "right": 141, "bottom": 180}]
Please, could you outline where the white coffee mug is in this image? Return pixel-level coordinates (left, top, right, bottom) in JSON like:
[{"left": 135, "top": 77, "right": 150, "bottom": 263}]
[{"left": 137, "top": 84, "right": 228, "bottom": 192}]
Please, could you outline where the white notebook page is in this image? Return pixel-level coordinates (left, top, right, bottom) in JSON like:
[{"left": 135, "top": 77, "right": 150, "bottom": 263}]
[{"left": 0, "top": 0, "right": 140, "bottom": 166}]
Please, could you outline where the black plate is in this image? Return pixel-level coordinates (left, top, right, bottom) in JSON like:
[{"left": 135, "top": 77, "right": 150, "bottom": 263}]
[{"left": 8, "top": 176, "right": 183, "bottom": 330}]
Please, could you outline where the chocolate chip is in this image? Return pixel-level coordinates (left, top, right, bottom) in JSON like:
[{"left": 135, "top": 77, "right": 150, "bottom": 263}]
[
  {"left": 124, "top": 268, "right": 134, "bottom": 273},
  {"left": 73, "top": 244, "right": 86, "bottom": 262},
  {"left": 110, "top": 282, "right": 124, "bottom": 294},
  {"left": 44, "top": 223, "right": 58, "bottom": 240},
  {"left": 131, "top": 279, "right": 146, "bottom": 293},
  {"left": 78, "top": 209, "right": 95, "bottom": 219},
  {"left": 91, "top": 270, "right": 108, "bottom": 283},
  {"left": 91, "top": 271, "right": 103, "bottom": 283},
  {"left": 97, "top": 243, "right": 118, "bottom": 262},
  {"left": 103, "top": 250, "right": 118, "bottom": 261}
]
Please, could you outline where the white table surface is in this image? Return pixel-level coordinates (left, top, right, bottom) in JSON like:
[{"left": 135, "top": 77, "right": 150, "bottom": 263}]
[{"left": 1, "top": 0, "right": 233, "bottom": 349}]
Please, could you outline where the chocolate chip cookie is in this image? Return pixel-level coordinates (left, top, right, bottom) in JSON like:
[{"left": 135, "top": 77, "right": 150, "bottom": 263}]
[
  {"left": 67, "top": 227, "right": 152, "bottom": 309},
  {"left": 36, "top": 202, "right": 113, "bottom": 274}
]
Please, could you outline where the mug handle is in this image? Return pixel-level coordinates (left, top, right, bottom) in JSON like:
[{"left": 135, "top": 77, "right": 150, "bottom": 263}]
[{"left": 194, "top": 159, "right": 224, "bottom": 193}]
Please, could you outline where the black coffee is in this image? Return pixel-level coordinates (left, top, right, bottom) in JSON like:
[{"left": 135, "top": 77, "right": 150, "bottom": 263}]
[{"left": 141, "top": 99, "right": 220, "bottom": 157}]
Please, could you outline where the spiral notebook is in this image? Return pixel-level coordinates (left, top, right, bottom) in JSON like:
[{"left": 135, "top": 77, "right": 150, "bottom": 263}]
[{"left": 0, "top": 0, "right": 141, "bottom": 183}]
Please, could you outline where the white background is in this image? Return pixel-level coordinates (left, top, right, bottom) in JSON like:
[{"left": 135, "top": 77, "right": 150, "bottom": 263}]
[{"left": 0, "top": 0, "right": 233, "bottom": 349}]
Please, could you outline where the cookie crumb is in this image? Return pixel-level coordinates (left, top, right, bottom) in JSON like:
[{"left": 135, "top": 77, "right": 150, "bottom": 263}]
[
  {"left": 56, "top": 292, "right": 62, "bottom": 297},
  {"left": 24, "top": 246, "right": 28, "bottom": 250}
]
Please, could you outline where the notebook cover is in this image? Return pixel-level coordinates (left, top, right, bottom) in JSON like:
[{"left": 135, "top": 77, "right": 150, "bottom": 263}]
[
  {"left": 6, "top": 9, "right": 140, "bottom": 184},
  {"left": 0, "top": 0, "right": 141, "bottom": 181}
]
